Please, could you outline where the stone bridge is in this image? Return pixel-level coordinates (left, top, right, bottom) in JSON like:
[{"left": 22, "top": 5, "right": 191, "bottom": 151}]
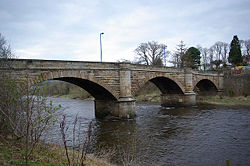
[{"left": 1, "top": 59, "right": 224, "bottom": 119}]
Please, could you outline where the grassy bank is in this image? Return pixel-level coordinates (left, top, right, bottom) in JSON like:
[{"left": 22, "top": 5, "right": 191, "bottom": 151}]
[
  {"left": 42, "top": 80, "right": 92, "bottom": 100},
  {"left": 53, "top": 93, "right": 94, "bottom": 100},
  {"left": 135, "top": 82, "right": 161, "bottom": 103},
  {"left": 197, "top": 95, "right": 250, "bottom": 106},
  {"left": 135, "top": 82, "right": 250, "bottom": 106},
  {"left": 0, "top": 138, "right": 114, "bottom": 166},
  {"left": 135, "top": 92, "right": 250, "bottom": 106},
  {"left": 135, "top": 88, "right": 250, "bottom": 106},
  {"left": 135, "top": 91, "right": 161, "bottom": 103}
]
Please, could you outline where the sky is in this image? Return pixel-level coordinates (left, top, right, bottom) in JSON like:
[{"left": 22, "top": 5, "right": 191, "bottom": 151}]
[{"left": 0, "top": 0, "right": 249, "bottom": 64}]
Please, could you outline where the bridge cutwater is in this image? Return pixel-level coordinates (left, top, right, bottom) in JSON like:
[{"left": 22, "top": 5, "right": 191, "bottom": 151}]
[{"left": 1, "top": 59, "right": 224, "bottom": 119}]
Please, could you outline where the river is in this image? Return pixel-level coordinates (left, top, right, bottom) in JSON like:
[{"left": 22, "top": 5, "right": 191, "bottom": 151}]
[{"left": 44, "top": 97, "right": 250, "bottom": 166}]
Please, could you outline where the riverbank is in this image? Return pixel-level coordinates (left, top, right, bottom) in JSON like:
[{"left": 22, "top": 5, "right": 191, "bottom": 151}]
[
  {"left": 53, "top": 92, "right": 250, "bottom": 106},
  {"left": 0, "top": 137, "right": 114, "bottom": 166},
  {"left": 52, "top": 94, "right": 94, "bottom": 100},
  {"left": 197, "top": 95, "right": 250, "bottom": 106},
  {"left": 135, "top": 93, "right": 250, "bottom": 106},
  {"left": 135, "top": 91, "right": 161, "bottom": 103}
]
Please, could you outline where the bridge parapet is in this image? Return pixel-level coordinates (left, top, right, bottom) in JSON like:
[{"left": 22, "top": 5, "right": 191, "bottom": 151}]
[
  {"left": 128, "top": 63, "right": 185, "bottom": 73},
  {"left": 7, "top": 59, "right": 121, "bottom": 70},
  {"left": 192, "top": 70, "right": 224, "bottom": 76}
]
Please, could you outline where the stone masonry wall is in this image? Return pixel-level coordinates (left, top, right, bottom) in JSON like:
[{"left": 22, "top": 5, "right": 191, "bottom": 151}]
[
  {"left": 224, "top": 72, "right": 250, "bottom": 96},
  {"left": 1, "top": 59, "right": 223, "bottom": 98}
]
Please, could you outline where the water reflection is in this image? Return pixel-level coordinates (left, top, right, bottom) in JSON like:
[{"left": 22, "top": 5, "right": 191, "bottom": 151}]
[
  {"left": 46, "top": 97, "right": 250, "bottom": 166},
  {"left": 94, "top": 119, "right": 137, "bottom": 147}
]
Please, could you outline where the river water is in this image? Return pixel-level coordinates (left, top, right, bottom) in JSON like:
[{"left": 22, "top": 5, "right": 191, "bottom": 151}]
[{"left": 45, "top": 97, "right": 250, "bottom": 166}]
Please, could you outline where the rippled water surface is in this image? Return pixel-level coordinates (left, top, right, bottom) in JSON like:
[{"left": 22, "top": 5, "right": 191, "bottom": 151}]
[{"left": 46, "top": 97, "right": 250, "bottom": 166}]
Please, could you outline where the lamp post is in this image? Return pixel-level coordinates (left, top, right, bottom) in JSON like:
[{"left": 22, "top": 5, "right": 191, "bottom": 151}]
[
  {"left": 164, "top": 45, "right": 166, "bottom": 66},
  {"left": 100, "top": 32, "right": 104, "bottom": 62},
  {"left": 163, "top": 45, "right": 167, "bottom": 67},
  {"left": 204, "top": 55, "right": 207, "bottom": 71}
]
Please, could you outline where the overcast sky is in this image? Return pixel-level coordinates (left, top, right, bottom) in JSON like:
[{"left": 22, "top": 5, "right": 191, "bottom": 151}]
[{"left": 0, "top": 0, "right": 249, "bottom": 63}]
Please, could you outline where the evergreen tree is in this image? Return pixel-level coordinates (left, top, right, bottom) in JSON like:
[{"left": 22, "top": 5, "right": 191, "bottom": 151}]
[
  {"left": 182, "top": 47, "right": 201, "bottom": 69},
  {"left": 170, "top": 41, "right": 187, "bottom": 68},
  {"left": 228, "top": 35, "right": 242, "bottom": 65}
]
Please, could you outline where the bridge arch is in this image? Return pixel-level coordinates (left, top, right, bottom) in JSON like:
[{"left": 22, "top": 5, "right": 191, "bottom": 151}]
[
  {"left": 53, "top": 77, "right": 117, "bottom": 101},
  {"left": 31, "top": 70, "right": 119, "bottom": 100},
  {"left": 149, "top": 77, "right": 184, "bottom": 94},
  {"left": 132, "top": 75, "right": 185, "bottom": 96},
  {"left": 194, "top": 79, "right": 218, "bottom": 95}
]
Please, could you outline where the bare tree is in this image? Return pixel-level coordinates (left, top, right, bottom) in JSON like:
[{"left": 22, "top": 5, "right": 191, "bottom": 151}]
[
  {"left": 244, "top": 39, "right": 250, "bottom": 57},
  {"left": 0, "top": 33, "right": 11, "bottom": 58},
  {"left": 134, "top": 41, "right": 167, "bottom": 66},
  {"left": 208, "top": 43, "right": 221, "bottom": 69},
  {"left": 208, "top": 46, "right": 215, "bottom": 69},
  {"left": 199, "top": 42, "right": 228, "bottom": 70},
  {"left": 198, "top": 46, "right": 209, "bottom": 71},
  {"left": 239, "top": 40, "right": 245, "bottom": 49},
  {"left": 222, "top": 42, "right": 229, "bottom": 65},
  {"left": 0, "top": 33, "right": 15, "bottom": 68},
  {"left": 213, "top": 41, "right": 224, "bottom": 61}
]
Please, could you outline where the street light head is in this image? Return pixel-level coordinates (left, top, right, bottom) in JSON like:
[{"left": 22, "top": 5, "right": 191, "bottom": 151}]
[{"left": 101, "top": 32, "right": 104, "bottom": 35}]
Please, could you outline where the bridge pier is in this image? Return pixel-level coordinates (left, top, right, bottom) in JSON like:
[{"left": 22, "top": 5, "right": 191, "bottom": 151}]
[
  {"left": 117, "top": 97, "right": 136, "bottom": 118},
  {"left": 94, "top": 98, "right": 136, "bottom": 119},
  {"left": 95, "top": 63, "right": 136, "bottom": 119},
  {"left": 161, "top": 92, "right": 196, "bottom": 107},
  {"left": 94, "top": 100, "right": 116, "bottom": 119}
]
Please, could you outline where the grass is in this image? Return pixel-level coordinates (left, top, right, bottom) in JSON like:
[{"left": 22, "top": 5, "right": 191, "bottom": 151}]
[
  {"left": 197, "top": 95, "right": 250, "bottom": 106},
  {"left": 51, "top": 93, "right": 94, "bottom": 101},
  {"left": 135, "top": 90, "right": 250, "bottom": 106},
  {"left": 0, "top": 138, "right": 115, "bottom": 166},
  {"left": 135, "top": 82, "right": 161, "bottom": 102},
  {"left": 135, "top": 91, "right": 161, "bottom": 102}
]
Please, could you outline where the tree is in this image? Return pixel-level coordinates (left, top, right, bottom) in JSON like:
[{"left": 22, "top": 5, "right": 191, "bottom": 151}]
[
  {"left": 170, "top": 41, "right": 187, "bottom": 68},
  {"left": 213, "top": 41, "right": 223, "bottom": 61},
  {"left": 182, "top": 47, "right": 201, "bottom": 69},
  {"left": 199, "top": 47, "right": 209, "bottom": 71},
  {"left": 0, "top": 33, "right": 15, "bottom": 67},
  {"left": 211, "top": 59, "right": 223, "bottom": 69},
  {"left": 239, "top": 40, "right": 245, "bottom": 49},
  {"left": 208, "top": 46, "right": 215, "bottom": 69},
  {"left": 134, "top": 41, "right": 167, "bottom": 66},
  {"left": 0, "top": 33, "right": 61, "bottom": 165},
  {"left": 222, "top": 42, "right": 229, "bottom": 66},
  {"left": 228, "top": 35, "right": 243, "bottom": 65},
  {"left": 210, "top": 41, "right": 229, "bottom": 68},
  {"left": 243, "top": 39, "right": 250, "bottom": 57}
]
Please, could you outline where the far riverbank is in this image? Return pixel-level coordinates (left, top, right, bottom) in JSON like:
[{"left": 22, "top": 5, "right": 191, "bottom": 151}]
[
  {"left": 197, "top": 95, "right": 250, "bottom": 106},
  {"left": 51, "top": 92, "right": 250, "bottom": 106},
  {"left": 135, "top": 93, "right": 250, "bottom": 106}
]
